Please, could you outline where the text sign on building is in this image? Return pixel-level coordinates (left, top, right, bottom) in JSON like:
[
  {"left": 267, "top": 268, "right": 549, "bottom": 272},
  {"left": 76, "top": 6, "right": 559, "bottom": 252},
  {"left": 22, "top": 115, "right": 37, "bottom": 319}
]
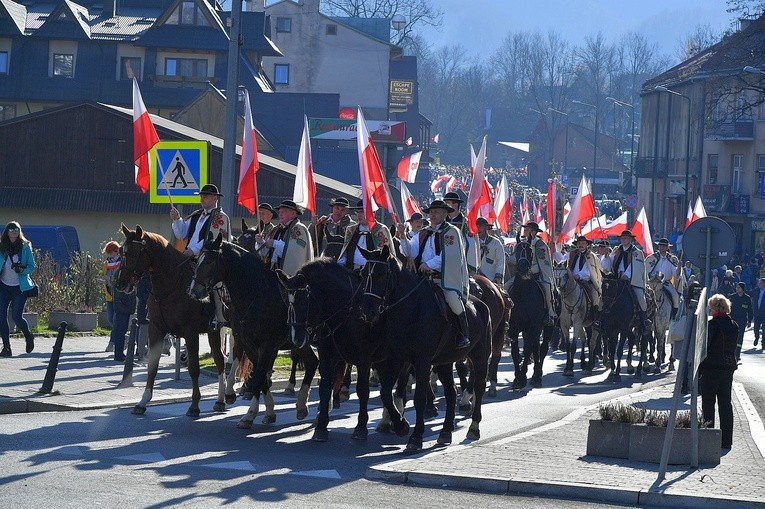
[
  {"left": 389, "top": 79, "right": 414, "bottom": 112},
  {"left": 149, "top": 141, "right": 209, "bottom": 204}
]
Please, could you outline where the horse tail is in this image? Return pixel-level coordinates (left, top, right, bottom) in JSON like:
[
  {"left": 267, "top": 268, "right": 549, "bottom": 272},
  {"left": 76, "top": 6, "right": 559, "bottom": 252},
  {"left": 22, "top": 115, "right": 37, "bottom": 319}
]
[{"left": 237, "top": 353, "right": 254, "bottom": 383}]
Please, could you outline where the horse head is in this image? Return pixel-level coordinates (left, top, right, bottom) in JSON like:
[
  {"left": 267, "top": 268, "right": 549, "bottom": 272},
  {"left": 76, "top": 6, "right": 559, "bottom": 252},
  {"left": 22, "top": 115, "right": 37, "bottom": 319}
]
[
  {"left": 514, "top": 237, "right": 533, "bottom": 278},
  {"left": 188, "top": 232, "right": 224, "bottom": 300},
  {"left": 276, "top": 269, "right": 312, "bottom": 349},
  {"left": 553, "top": 263, "right": 570, "bottom": 290},
  {"left": 358, "top": 244, "right": 395, "bottom": 324},
  {"left": 116, "top": 223, "right": 149, "bottom": 293},
  {"left": 236, "top": 218, "right": 260, "bottom": 253}
]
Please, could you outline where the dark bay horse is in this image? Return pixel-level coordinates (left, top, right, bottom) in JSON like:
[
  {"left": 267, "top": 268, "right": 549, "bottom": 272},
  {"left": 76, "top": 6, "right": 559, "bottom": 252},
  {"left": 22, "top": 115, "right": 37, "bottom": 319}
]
[
  {"left": 600, "top": 274, "right": 647, "bottom": 382},
  {"left": 277, "top": 258, "right": 389, "bottom": 442},
  {"left": 359, "top": 246, "right": 491, "bottom": 452},
  {"left": 115, "top": 225, "right": 228, "bottom": 416},
  {"left": 507, "top": 237, "right": 552, "bottom": 390},
  {"left": 188, "top": 235, "right": 319, "bottom": 428}
]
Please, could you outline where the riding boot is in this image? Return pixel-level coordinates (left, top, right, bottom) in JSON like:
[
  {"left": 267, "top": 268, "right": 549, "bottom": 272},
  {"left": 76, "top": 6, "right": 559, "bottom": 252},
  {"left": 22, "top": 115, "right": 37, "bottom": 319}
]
[
  {"left": 455, "top": 312, "right": 470, "bottom": 349},
  {"left": 670, "top": 307, "right": 678, "bottom": 321},
  {"left": 639, "top": 310, "right": 652, "bottom": 328}
]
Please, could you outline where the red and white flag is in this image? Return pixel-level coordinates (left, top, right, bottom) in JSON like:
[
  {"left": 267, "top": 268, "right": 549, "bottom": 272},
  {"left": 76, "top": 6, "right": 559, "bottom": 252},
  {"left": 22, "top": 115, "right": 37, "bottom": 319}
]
[
  {"left": 237, "top": 89, "right": 259, "bottom": 215},
  {"left": 432, "top": 133, "right": 440, "bottom": 144},
  {"left": 547, "top": 177, "right": 558, "bottom": 237},
  {"left": 405, "top": 137, "right": 413, "bottom": 147},
  {"left": 558, "top": 176, "right": 596, "bottom": 243},
  {"left": 466, "top": 136, "right": 495, "bottom": 234},
  {"left": 400, "top": 182, "right": 421, "bottom": 222},
  {"left": 582, "top": 215, "right": 608, "bottom": 239},
  {"left": 538, "top": 219, "right": 549, "bottom": 243},
  {"left": 292, "top": 115, "right": 316, "bottom": 216},
  {"left": 600, "top": 211, "right": 628, "bottom": 237},
  {"left": 430, "top": 175, "right": 449, "bottom": 194},
  {"left": 632, "top": 206, "right": 654, "bottom": 256},
  {"left": 534, "top": 199, "right": 544, "bottom": 224},
  {"left": 357, "top": 107, "right": 396, "bottom": 227},
  {"left": 684, "top": 201, "right": 694, "bottom": 230},
  {"left": 563, "top": 200, "right": 571, "bottom": 223},
  {"left": 397, "top": 151, "right": 422, "bottom": 183},
  {"left": 493, "top": 174, "right": 511, "bottom": 234},
  {"left": 446, "top": 175, "right": 458, "bottom": 192},
  {"left": 132, "top": 78, "right": 159, "bottom": 193},
  {"left": 470, "top": 144, "right": 478, "bottom": 169}
]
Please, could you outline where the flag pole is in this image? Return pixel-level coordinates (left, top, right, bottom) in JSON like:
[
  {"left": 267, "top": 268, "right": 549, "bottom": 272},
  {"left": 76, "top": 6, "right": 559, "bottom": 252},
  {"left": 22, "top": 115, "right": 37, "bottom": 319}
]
[{"left": 155, "top": 155, "right": 175, "bottom": 209}]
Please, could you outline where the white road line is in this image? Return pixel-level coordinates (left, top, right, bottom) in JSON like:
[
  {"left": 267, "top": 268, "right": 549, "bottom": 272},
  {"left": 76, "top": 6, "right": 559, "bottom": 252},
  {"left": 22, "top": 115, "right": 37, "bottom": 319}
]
[{"left": 733, "top": 381, "right": 765, "bottom": 460}]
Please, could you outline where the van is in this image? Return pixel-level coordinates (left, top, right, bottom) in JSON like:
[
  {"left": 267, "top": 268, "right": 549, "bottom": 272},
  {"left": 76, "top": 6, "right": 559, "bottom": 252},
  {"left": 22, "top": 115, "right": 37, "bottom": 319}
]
[{"left": 20, "top": 225, "right": 80, "bottom": 267}]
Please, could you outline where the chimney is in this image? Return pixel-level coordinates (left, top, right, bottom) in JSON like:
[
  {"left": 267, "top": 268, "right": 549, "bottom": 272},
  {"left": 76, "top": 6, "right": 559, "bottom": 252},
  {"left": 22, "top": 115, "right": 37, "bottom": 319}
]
[{"left": 738, "top": 18, "right": 753, "bottom": 31}]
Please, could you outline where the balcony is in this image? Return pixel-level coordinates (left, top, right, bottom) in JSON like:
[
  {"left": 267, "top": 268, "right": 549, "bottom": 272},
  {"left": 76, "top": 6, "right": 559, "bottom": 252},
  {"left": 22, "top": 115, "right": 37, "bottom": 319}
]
[
  {"left": 634, "top": 157, "right": 668, "bottom": 178},
  {"left": 705, "top": 120, "right": 754, "bottom": 141}
]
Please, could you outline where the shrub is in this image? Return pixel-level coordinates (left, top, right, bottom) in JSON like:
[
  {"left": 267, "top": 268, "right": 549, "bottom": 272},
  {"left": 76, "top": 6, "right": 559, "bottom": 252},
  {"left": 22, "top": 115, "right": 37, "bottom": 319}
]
[
  {"left": 598, "top": 402, "right": 646, "bottom": 423},
  {"left": 599, "top": 403, "right": 712, "bottom": 428}
]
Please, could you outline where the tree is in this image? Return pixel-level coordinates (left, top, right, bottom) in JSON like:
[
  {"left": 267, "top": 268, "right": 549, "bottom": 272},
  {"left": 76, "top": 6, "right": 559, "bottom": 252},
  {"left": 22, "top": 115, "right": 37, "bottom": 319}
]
[
  {"left": 677, "top": 23, "right": 723, "bottom": 60},
  {"left": 726, "top": 0, "right": 765, "bottom": 18}
]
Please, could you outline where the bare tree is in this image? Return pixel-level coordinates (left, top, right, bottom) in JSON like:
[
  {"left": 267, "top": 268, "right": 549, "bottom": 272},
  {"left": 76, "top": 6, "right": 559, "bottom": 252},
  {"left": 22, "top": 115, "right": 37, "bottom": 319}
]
[
  {"left": 726, "top": 0, "right": 765, "bottom": 18},
  {"left": 676, "top": 23, "right": 723, "bottom": 60}
]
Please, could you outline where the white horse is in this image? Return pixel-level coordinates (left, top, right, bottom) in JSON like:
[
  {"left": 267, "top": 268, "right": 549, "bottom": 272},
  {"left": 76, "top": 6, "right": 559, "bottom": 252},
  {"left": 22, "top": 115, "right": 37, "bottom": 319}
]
[
  {"left": 554, "top": 265, "right": 599, "bottom": 376},
  {"left": 647, "top": 273, "right": 673, "bottom": 374}
]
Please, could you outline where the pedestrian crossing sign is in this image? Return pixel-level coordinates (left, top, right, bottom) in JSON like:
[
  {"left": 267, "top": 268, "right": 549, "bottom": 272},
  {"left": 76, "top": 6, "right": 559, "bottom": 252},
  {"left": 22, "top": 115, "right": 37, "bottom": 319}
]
[{"left": 149, "top": 141, "right": 209, "bottom": 204}]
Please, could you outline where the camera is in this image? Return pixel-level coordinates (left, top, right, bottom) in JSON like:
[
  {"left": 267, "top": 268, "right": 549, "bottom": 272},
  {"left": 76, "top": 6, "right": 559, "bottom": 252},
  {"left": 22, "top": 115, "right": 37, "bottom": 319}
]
[{"left": 11, "top": 262, "right": 24, "bottom": 274}]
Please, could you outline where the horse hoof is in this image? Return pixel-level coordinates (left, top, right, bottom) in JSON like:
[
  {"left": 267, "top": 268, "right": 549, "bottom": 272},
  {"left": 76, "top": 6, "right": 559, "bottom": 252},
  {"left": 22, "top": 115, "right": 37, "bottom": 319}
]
[
  {"left": 186, "top": 408, "right": 200, "bottom": 417},
  {"left": 339, "top": 388, "right": 350, "bottom": 403},
  {"left": 312, "top": 429, "right": 329, "bottom": 442},
  {"left": 652, "top": 366, "right": 661, "bottom": 375},
  {"left": 563, "top": 369, "right": 574, "bottom": 377},
  {"left": 436, "top": 431, "right": 452, "bottom": 446},
  {"left": 395, "top": 420, "right": 411, "bottom": 437},
  {"left": 424, "top": 407, "right": 438, "bottom": 419},
  {"left": 487, "top": 387, "right": 497, "bottom": 398},
  {"left": 225, "top": 393, "right": 237, "bottom": 405},
  {"left": 332, "top": 400, "right": 341, "bottom": 410},
  {"left": 466, "top": 428, "right": 480, "bottom": 441},
  {"left": 132, "top": 405, "right": 147, "bottom": 415},
  {"left": 627, "top": 366, "right": 635, "bottom": 375},
  {"left": 237, "top": 420, "right": 253, "bottom": 429},
  {"left": 262, "top": 414, "right": 276, "bottom": 425},
  {"left": 213, "top": 401, "right": 226, "bottom": 413},
  {"left": 283, "top": 386, "right": 295, "bottom": 396},
  {"left": 376, "top": 421, "right": 392, "bottom": 434},
  {"left": 531, "top": 377, "right": 542, "bottom": 388},
  {"left": 241, "top": 392, "right": 254, "bottom": 401},
  {"left": 649, "top": 354, "right": 656, "bottom": 363},
  {"left": 351, "top": 427, "right": 368, "bottom": 440},
  {"left": 405, "top": 441, "right": 422, "bottom": 453},
  {"left": 296, "top": 408, "right": 309, "bottom": 421},
  {"left": 668, "top": 363, "right": 675, "bottom": 372},
  {"left": 614, "top": 374, "right": 622, "bottom": 383}
]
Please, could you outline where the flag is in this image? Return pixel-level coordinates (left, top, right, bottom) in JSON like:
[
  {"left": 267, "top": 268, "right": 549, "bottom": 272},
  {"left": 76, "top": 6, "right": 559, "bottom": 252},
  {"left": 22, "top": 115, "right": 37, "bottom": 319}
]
[
  {"left": 692, "top": 196, "right": 707, "bottom": 222},
  {"left": 547, "top": 177, "right": 558, "bottom": 237},
  {"left": 493, "top": 175, "right": 511, "bottom": 234},
  {"left": 397, "top": 151, "right": 422, "bottom": 183},
  {"left": 563, "top": 200, "right": 571, "bottom": 223},
  {"left": 400, "top": 182, "right": 421, "bottom": 221},
  {"left": 405, "top": 137, "right": 413, "bottom": 147},
  {"left": 430, "top": 175, "right": 449, "bottom": 194},
  {"left": 632, "top": 206, "right": 654, "bottom": 256},
  {"left": 684, "top": 201, "right": 694, "bottom": 230},
  {"left": 558, "top": 176, "right": 596, "bottom": 243},
  {"left": 538, "top": 219, "right": 549, "bottom": 243},
  {"left": 357, "top": 107, "right": 396, "bottom": 228},
  {"left": 446, "top": 175, "right": 458, "bottom": 192},
  {"left": 292, "top": 115, "right": 316, "bottom": 216},
  {"left": 432, "top": 133, "right": 440, "bottom": 144},
  {"left": 582, "top": 215, "right": 608, "bottom": 238},
  {"left": 132, "top": 78, "right": 159, "bottom": 193},
  {"left": 534, "top": 199, "right": 544, "bottom": 224},
  {"left": 470, "top": 144, "right": 478, "bottom": 169},
  {"left": 466, "top": 136, "right": 494, "bottom": 234},
  {"left": 600, "top": 211, "right": 628, "bottom": 237},
  {"left": 237, "top": 89, "right": 259, "bottom": 215}
]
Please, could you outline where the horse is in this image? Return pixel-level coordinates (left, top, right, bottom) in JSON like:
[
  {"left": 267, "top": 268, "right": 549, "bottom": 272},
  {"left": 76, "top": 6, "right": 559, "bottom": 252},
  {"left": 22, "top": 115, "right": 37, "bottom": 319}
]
[
  {"left": 358, "top": 246, "right": 491, "bottom": 452},
  {"left": 554, "top": 265, "right": 599, "bottom": 376},
  {"left": 506, "top": 237, "right": 553, "bottom": 390},
  {"left": 277, "top": 258, "right": 390, "bottom": 442},
  {"left": 647, "top": 274, "right": 673, "bottom": 374},
  {"left": 188, "top": 234, "right": 319, "bottom": 428},
  {"left": 599, "top": 274, "right": 648, "bottom": 382},
  {"left": 115, "top": 225, "right": 229, "bottom": 416}
]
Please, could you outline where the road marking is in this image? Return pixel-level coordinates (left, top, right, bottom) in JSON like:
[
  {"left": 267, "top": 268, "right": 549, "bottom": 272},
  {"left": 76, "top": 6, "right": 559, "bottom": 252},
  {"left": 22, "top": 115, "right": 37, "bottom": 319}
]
[
  {"left": 291, "top": 469, "right": 341, "bottom": 479},
  {"left": 733, "top": 381, "right": 765, "bottom": 460},
  {"left": 201, "top": 461, "right": 258, "bottom": 472},
  {"left": 50, "top": 445, "right": 85, "bottom": 457}
]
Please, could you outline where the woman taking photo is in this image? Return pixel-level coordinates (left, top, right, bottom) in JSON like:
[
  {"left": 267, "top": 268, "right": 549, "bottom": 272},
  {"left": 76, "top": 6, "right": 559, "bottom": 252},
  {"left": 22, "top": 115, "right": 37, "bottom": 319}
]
[{"left": 0, "top": 221, "right": 36, "bottom": 357}]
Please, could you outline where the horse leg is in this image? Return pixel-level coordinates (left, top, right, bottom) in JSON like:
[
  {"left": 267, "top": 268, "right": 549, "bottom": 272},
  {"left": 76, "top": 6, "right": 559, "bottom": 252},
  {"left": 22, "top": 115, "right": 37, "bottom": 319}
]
[
  {"left": 225, "top": 338, "right": 242, "bottom": 405},
  {"left": 467, "top": 325, "right": 489, "bottom": 441},
  {"left": 626, "top": 332, "right": 635, "bottom": 375},
  {"left": 429, "top": 366, "right": 439, "bottom": 395},
  {"left": 455, "top": 359, "right": 469, "bottom": 394},
  {"left": 487, "top": 339, "right": 502, "bottom": 397},
  {"left": 132, "top": 325, "right": 163, "bottom": 415},
  {"left": 312, "top": 343, "right": 334, "bottom": 442},
  {"left": 352, "top": 363, "right": 371, "bottom": 440},
  {"left": 376, "top": 360, "right": 408, "bottom": 436},
  {"left": 295, "top": 345, "right": 318, "bottom": 421},
  {"left": 339, "top": 364, "right": 353, "bottom": 402},
  {"left": 562, "top": 322, "right": 574, "bottom": 377},
  {"left": 509, "top": 332, "right": 526, "bottom": 390},
  {"left": 530, "top": 326, "right": 545, "bottom": 388},
  {"left": 331, "top": 366, "right": 345, "bottom": 410},
  {"left": 586, "top": 327, "right": 598, "bottom": 375},
  {"left": 458, "top": 360, "right": 474, "bottom": 415},
  {"left": 237, "top": 349, "right": 269, "bottom": 429},
  {"left": 284, "top": 348, "right": 299, "bottom": 396},
  {"left": 435, "top": 363, "right": 456, "bottom": 446},
  {"left": 206, "top": 330, "right": 228, "bottom": 413},
  {"left": 182, "top": 334, "right": 202, "bottom": 417}
]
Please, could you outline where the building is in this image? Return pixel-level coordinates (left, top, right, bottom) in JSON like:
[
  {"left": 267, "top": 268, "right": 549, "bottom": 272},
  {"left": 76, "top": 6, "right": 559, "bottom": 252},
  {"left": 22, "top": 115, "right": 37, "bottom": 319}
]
[{"left": 637, "top": 15, "right": 765, "bottom": 252}]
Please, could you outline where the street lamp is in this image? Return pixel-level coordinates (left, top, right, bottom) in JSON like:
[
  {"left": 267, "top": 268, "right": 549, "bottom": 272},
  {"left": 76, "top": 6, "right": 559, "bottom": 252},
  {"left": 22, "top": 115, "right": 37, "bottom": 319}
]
[
  {"left": 572, "top": 100, "right": 598, "bottom": 195},
  {"left": 548, "top": 107, "right": 569, "bottom": 174},
  {"left": 606, "top": 97, "right": 636, "bottom": 193},
  {"left": 655, "top": 85, "right": 692, "bottom": 221}
]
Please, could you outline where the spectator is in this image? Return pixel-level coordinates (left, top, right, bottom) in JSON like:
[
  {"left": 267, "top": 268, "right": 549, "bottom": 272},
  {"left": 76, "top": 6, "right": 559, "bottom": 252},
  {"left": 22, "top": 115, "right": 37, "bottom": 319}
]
[
  {"left": 110, "top": 284, "right": 136, "bottom": 363},
  {"left": 716, "top": 271, "right": 736, "bottom": 296},
  {"left": 99, "top": 241, "right": 121, "bottom": 352},
  {"left": 729, "top": 282, "right": 752, "bottom": 361},
  {"left": 0, "top": 221, "right": 36, "bottom": 357},
  {"left": 753, "top": 278, "right": 765, "bottom": 349}
]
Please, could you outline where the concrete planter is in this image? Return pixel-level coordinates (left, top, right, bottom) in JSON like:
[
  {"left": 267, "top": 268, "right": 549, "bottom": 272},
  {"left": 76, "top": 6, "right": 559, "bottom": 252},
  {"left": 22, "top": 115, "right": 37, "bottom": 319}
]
[
  {"left": 628, "top": 425, "right": 721, "bottom": 465},
  {"left": 98, "top": 311, "right": 111, "bottom": 329},
  {"left": 48, "top": 311, "right": 98, "bottom": 332},
  {"left": 586, "top": 420, "right": 631, "bottom": 459},
  {"left": 7, "top": 311, "right": 39, "bottom": 332}
]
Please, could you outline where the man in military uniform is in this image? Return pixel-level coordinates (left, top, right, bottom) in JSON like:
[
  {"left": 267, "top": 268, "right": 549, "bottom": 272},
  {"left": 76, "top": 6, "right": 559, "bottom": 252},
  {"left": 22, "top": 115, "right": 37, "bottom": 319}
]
[
  {"left": 443, "top": 191, "right": 480, "bottom": 273},
  {"left": 170, "top": 183, "right": 231, "bottom": 328},
  {"left": 645, "top": 238, "right": 681, "bottom": 319},
  {"left": 316, "top": 197, "right": 355, "bottom": 259},
  {"left": 476, "top": 217, "right": 505, "bottom": 286},
  {"left": 610, "top": 229, "right": 651, "bottom": 328},
  {"left": 256, "top": 200, "right": 314, "bottom": 276},
  {"left": 407, "top": 200, "right": 471, "bottom": 348},
  {"left": 338, "top": 200, "right": 393, "bottom": 270},
  {"left": 521, "top": 221, "right": 556, "bottom": 325},
  {"left": 568, "top": 235, "right": 603, "bottom": 325}
]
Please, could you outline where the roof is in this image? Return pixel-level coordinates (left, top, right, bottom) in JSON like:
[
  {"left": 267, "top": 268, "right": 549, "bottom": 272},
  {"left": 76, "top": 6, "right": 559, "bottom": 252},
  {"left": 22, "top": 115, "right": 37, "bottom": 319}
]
[
  {"left": 0, "top": 0, "right": 26, "bottom": 35},
  {"left": 32, "top": 0, "right": 92, "bottom": 39}
]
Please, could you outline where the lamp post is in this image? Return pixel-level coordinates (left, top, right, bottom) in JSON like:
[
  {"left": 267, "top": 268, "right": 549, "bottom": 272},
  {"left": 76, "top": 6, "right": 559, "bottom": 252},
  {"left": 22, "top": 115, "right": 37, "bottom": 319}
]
[
  {"left": 655, "top": 86, "right": 692, "bottom": 222},
  {"left": 572, "top": 100, "right": 598, "bottom": 195},
  {"left": 548, "top": 107, "right": 569, "bottom": 175},
  {"left": 606, "top": 97, "right": 636, "bottom": 193}
]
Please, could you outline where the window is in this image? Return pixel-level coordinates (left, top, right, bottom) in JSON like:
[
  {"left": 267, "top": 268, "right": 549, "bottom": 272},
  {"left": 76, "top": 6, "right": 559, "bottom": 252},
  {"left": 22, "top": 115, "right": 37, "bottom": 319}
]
[
  {"left": 276, "top": 17, "right": 291, "bottom": 33},
  {"left": 0, "top": 51, "right": 7, "bottom": 75},
  {"left": 708, "top": 154, "right": 718, "bottom": 184},
  {"left": 732, "top": 154, "right": 743, "bottom": 194},
  {"left": 758, "top": 154, "right": 765, "bottom": 173},
  {"left": 165, "top": 57, "right": 208, "bottom": 78},
  {"left": 326, "top": 24, "right": 337, "bottom": 35},
  {"left": 0, "top": 104, "right": 15, "bottom": 121},
  {"left": 165, "top": 1, "right": 209, "bottom": 26},
  {"left": 274, "top": 63, "right": 289, "bottom": 85},
  {"left": 53, "top": 53, "right": 74, "bottom": 77},
  {"left": 120, "top": 57, "right": 141, "bottom": 80}
]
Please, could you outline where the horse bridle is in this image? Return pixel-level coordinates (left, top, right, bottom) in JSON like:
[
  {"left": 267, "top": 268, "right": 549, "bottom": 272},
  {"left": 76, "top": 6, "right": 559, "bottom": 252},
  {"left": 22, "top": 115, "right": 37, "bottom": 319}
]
[
  {"left": 119, "top": 237, "right": 149, "bottom": 287},
  {"left": 194, "top": 247, "right": 225, "bottom": 295},
  {"left": 362, "top": 258, "right": 427, "bottom": 315},
  {"left": 286, "top": 275, "right": 361, "bottom": 339},
  {"left": 515, "top": 241, "right": 533, "bottom": 279}
]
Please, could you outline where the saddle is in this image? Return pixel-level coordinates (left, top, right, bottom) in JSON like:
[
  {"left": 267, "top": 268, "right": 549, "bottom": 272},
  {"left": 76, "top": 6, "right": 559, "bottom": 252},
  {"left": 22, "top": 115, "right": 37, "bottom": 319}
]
[{"left": 426, "top": 277, "right": 449, "bottom": 320}]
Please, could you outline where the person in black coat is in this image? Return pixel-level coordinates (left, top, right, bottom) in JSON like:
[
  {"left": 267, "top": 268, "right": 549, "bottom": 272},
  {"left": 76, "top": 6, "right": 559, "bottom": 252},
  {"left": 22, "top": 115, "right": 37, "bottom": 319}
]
[
  {"left": 752, "top": 278, "right": 765, "bottom": 348},
  {"left": 700, "top": 294, "right": 739, "bottom": 450},
  {"left": 110, "top": 287, "right": 136, "bottom": 363},
  {"left": 729, "top": 282, "right": 752, "bottom": 361}
]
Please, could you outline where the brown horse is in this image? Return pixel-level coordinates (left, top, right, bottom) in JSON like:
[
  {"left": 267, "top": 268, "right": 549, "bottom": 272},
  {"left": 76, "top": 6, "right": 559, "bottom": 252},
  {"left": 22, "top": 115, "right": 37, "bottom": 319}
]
[{"left": 115, "top": 224, "right": 229, "bottom": 416}]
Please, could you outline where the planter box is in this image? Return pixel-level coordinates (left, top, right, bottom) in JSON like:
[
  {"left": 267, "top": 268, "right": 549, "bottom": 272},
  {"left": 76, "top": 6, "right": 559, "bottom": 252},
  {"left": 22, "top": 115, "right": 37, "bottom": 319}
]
[
  {"left": 98, "top": 311, "right": 111, "bottom": 329},
  {"left": 629, "top": 425, "right": 721, "bottom": 465},
  {"left": 7, "top": 311, "right": 39, "bottom": 332},
  {"left": 586, "top": 420, "right": 631, "bottom": 459},
  {"left": 48, "top": 312, "right": 98, "bottom": 332}
]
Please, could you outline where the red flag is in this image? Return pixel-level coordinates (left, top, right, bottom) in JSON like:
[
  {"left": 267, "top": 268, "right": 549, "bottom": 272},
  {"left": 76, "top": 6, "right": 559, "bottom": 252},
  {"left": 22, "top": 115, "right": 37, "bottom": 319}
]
[
  {"left": 357, "top": 108, "right": 395, "bottom": 228},
  {"left": 493, "top": 174, "right": 511, "bottom": 234},
  {"left": 293, "top": 115, "right": 316, "bottom": 216},
  {"left": 446, "top": 175, "right": 458, "bottom": 192},
  {"left": 558, "top": 176, "right": 596, "bottom": 243},
  {"left": 430, "top": 175, "right": 449, "bottom": 194},
  {"left": 400, "top": 182, "right": 422, "bottom": 221},
  {"left": 684, "top": 201, "right": 694, "bottom": 230},
  {"left": 397, "top": 150, "right": 422, "bottom": 183},
  {"left": 237, "top": 89, "right": 259, "bottom": 215},
  {"left": 132, "top": 78, "right": 159, "bottom": 193},
  {"left": 432, "top": 133, "right": 440, "bottom": 144},
  {"left": 632, "top": 206, "right": 654, "bottom": 256},
  {"left": 534, "top": 199, "right": 544, "bottom": 224},
  {"left": 547, "top": 178, "right": 557, "bottom": 236},
  {"left": 467, "top": 136, "right": 494, "bottom": 234}
]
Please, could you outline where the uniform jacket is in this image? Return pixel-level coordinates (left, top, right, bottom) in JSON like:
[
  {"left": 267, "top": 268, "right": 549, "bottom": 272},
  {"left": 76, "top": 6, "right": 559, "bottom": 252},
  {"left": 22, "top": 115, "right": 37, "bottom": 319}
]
[
  {"left": 729, "top": 292, "right": 753, "bottom": 324},
  {"left": 645, "top": 251, "right": 680, "bottom": 283},
  {"left": 339, "top": 222, "right": 393, "bottom": 269},
  {"left": 413, "top": 222, "right": 469, "bottom": 303},
  {"left": 568, "top": 249, "right": 603, "bottom": 293},
  {"left": 611, "top": 244, "right": 647, "bottom": 290},
  {"left": 527, "top": 236, "right": 553, "bottom": 285},
  {"left": 478, "top": 234, "right": 506, "bottom": 284},
  {"left": 175, "top": 206, "right": 231, "bottom": 254},
  {"left": 447, "top": 213, "right": 480, "bottom": 272},
  {"left": 0, "top": 241, "right": 36, "bottom": 292},
  {"left": 268, "top": 219, "right": 314, "bottom": 276}
]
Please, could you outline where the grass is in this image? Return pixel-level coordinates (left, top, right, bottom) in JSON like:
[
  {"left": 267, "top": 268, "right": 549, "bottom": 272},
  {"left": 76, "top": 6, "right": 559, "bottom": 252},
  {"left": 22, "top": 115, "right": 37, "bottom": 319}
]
[{"left": 199, "top": 351, "right": 297, "bottom": 376}]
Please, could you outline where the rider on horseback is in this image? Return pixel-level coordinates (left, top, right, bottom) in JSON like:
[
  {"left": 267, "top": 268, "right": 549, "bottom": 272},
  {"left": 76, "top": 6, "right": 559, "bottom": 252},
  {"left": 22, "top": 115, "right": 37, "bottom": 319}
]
[
  {"left": 521, "top": 221, "right": 557, "bottom": 326},
  {"left": 476, "top": 217, "right": 505, "bottom": 286},
  {"left": 316, "top": 197, "right": 355, "bottom": 259},
  {"left": 645, "top": 238, "right": 681, "bottom": 320},
  {"left": 443, "top": 192, "right": 480, "bottom": 274},
  {"left": 338, "top": 200, "right": 393, "bottom": 270},
  {"left": 568, "top": 235, "right": 603, "bottom": 326},
  {"left": 610, "top": 230, "right": 652, "bottom": 328},
  {"left": 256, "top": 200, "right": 314, "bottom": 276},
  {"left": 595, "top": 239, "right": 613, "bottom": 274},
  {"left": 407, "top": 200, "right": 471, "bottom": 349}
]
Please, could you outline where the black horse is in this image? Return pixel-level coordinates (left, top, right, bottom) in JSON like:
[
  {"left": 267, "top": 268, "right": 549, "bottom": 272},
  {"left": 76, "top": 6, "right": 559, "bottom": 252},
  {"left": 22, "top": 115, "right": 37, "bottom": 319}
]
[
  {"left": 507, "top": 237, "right": 552, "bottom": 389},
  {"left": 599, "top": 274, "right": 647, "bottom": 382},
  {"left": 358, "top": 246, "right": 491, "bottom": 452},
  {"left": 277, "top": 258, "right": 389, "bottom": 442},
  {"left": 188, "top": 235, "right": 319, "bottom": 428},
  {"left": 115, "top": 225, "right": 229, "bottom": 416}
]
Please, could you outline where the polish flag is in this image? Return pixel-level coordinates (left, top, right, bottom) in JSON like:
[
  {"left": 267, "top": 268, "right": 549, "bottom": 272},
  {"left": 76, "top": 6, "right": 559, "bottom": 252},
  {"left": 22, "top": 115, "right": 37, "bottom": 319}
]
[
  {"left": 446, "top": 175, "right": 458, "bottom": 192},
  {"left": 357, "top": 107, "right": 396, "bottom": 227},
  {"left": 538, "top": 219, "right": 549, "bottom": 243},
  {"left": 292, "top": 115, "right": 316, "bottom": 216},
  {"left": 563, "top": 201, "right": 571, "bottom": 223},
  {"left": 432, "top": 133, "right": 440, "bottom": 144},
  {"left": 547, "top": 177, "right": 558, "bottom": 237},
  {"left": 632, "top": 206, "right": 654, "bottom": 256},
  {"left": 405, "top": 137, "right": 413, "bottom": 147},
  {"left": 582, "top": 215, "right": 608, "bottom": 239},
  {"left": 558, "top": 176, "right": 596, "bottom": 243},
  {"left": 534, "top": 199, "right": 544, "bottom": 224},
  {"left": 600, "top": 211, "right": 628, "bottom": 237},
  {"left": 397, "top": 150, "right": 422, "bottom": 183},
  {"left": 493, "top": 174, "right": 511, "bottom": 234},
  {"left": 132, "top": 78, "right": 159, "bottom": 193},
  {"left": 237, "top": 89, "right": 259, "bottom": 215},
  {"left": 684, "top": 201, "right": 694, "bottom": 230},
  {"left": 470, "top": 144, "right": 478, "bottom": 169},
  {"left": 466, "top": 136, "right": 494, "bottom": 234},
  {"left": 692, "top": 196, "right": 707, "bottom": 224},
  {"left": 400, "top": 182, "right": 422, "bottom": 221},
  {"left": 431, "top": 175, "right": 449, "bottom": 194}
]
